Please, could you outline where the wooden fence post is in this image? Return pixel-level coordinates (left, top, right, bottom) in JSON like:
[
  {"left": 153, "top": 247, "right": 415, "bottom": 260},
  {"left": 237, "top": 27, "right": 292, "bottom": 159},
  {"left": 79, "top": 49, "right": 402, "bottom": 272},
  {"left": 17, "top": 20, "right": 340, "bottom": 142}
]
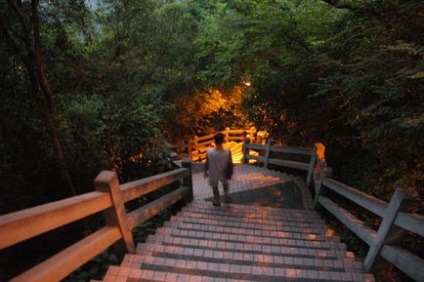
[
  {"left": 306, "top": 146, "right": 317, "bottom": 187},
  {"left": 224, "top": 127, "right": 230, "bottom": 143},
  {"left": 313, "top": 161, "right": 327, "bottom": 209},
  {"left": 249, "top": 127, "right": 256, "bottom": 143},
  {"left": 264, "top": 138, "right": 273, "bottom": 168},
  {"left": 95, "top": 171, "right": 135, "bottom": 255},
  {"left": 242, "top": 138, "right": 248, "bottom": 164},
  {"left": 181, "top": 158, "right": 193, "bottom": 202},
  {"left": 364, "top": 188, "right": 415, "bottom": 271}
]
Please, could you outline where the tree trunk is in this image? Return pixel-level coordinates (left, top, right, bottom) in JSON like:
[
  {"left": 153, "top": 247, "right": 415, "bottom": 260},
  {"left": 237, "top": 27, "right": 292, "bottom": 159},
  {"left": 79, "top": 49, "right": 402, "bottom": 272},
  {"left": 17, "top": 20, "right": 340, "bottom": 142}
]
[{"left": 4, "top": 0, "right": 78, "bottom": 198}]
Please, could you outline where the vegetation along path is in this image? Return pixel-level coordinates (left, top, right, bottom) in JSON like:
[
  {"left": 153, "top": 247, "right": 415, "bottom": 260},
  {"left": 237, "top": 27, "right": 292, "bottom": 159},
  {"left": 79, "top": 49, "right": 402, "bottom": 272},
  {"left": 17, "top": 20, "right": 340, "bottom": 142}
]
[{"left": 101, "top": 165, "right": 375, "bottom": 281}]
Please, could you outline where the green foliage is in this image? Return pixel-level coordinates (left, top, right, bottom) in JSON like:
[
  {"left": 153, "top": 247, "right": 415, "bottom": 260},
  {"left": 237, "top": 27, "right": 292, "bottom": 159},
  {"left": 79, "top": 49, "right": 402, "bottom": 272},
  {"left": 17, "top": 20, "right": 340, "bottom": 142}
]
[{"left": 311, "top": 0, "right": 424, "bottom": 199}]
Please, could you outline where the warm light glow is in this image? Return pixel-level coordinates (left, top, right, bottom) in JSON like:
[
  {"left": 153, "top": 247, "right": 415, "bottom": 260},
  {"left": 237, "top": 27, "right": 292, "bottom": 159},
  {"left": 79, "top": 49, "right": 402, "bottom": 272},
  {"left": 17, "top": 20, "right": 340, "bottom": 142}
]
[
  {"left": 325, "top": 228, "right": 335, "bottom": 237},
  {"left": 244, "top": 81, "right": 251, "bottom": 87},
  {"left": 314, "top": 142, "right": 326, "bottom": 160},
  {"left": 307, "top": 233, "right": 317, "bottom": 240}
]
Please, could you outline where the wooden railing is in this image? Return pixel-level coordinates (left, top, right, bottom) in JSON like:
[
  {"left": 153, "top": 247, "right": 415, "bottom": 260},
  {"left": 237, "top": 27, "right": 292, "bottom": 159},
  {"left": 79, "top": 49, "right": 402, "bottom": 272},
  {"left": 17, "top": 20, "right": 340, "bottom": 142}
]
[
  {"left": 312, "top": 157, "right": 424, "bottom": 281},
  {"left": 242, "top": 138, "right": 317, "bottom": 186},
  {"left": 188, "top": 127, "right": 256, "bottom": 161},
  {"left": 0, "top": 159, "right": 193, "bottom": 282},
  {"left": 243, "top": 140, "right": 424, "bottom": 281}
]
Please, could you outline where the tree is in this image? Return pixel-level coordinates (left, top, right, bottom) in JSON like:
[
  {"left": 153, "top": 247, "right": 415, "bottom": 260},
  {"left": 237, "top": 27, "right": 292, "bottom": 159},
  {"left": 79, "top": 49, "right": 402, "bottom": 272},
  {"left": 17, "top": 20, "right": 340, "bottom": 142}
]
[
  {"left": 0, "top": 0, "right": 77, "bottom": 198},
  {"left": 313, "top": 0, "right": 424, "bottom": 198}
]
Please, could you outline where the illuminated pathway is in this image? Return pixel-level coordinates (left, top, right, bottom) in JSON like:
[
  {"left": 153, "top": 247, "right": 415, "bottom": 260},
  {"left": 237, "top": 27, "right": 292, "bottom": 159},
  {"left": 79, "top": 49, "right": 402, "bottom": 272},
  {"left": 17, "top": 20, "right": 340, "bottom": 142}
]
[
  {"left": 101, "top": 165, "right": 375, "bottom": 282},
  {"left": 191, "top": 164, "right": 313, "bottom": 209}
]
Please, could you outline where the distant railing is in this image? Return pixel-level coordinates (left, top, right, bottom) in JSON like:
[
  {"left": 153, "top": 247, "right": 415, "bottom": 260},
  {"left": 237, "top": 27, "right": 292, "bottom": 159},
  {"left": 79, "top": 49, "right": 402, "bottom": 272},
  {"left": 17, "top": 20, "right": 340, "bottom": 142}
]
[
  {"left": 0, "top": 159, "right": 193, "bottom": 282},
  {"left": 185, "top": 127, "right": 256, "bottom": 161},
  {"left": 312, "top": 156, "right": 424, "bottom": 281},
  {"left": 242, "top": 138, "right": 317, "bottom": 186}
]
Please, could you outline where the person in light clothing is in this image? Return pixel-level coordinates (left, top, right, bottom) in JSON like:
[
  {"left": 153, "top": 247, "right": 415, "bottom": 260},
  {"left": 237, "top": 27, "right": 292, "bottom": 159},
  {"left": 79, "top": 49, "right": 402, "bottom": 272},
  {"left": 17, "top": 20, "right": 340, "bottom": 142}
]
[{"left": 204, "top": 133, "right": 233, "bottom": 206}]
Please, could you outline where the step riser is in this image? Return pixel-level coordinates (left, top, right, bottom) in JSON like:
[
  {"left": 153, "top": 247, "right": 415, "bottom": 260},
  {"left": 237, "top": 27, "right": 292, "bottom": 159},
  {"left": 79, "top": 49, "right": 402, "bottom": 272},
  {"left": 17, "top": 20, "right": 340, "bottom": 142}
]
[
  {"left": 120, "top": 255, "right": 367, "bottom": 282},
  {"left": 162, "top": 222, "right": 328, "bottom": 241},
  {"left": 184, "top": 205, "right": 323, "bottom": 222},
  {"left": 169, "top": 216, "right": 327, "bottom": 234},
  {"left": 143, "top": 237, "right": 346, "bottom": 260},
  {"left": 188, "top": 201, "right": 316, "bottom": 214},
  {"left": 135, "top": 243, "right": 348, "bottom": 268},
  {"left": 176, "top": 211, "right": 326, "bottom": 228},
  {"left": 149, "top": 227, "right": 346, "bottom": 251}
]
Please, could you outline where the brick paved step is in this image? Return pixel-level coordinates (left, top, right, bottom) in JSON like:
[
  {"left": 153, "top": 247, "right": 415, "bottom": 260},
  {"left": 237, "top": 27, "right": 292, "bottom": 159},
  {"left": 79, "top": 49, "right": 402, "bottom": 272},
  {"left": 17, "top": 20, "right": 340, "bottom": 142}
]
[
  {"left": 170, "top": 212, "right": 327, "bottom": 233},
  {"left": 161, "top": 221, "right": 330, "bottom": 242},
  {"left": 144, "top": 232, "right": 347, "bottom": 260},
  {"left": 147, "top": 227, "right": 346, "bottom": 252},
  {"left": 103, "top": 265, "right": 253, "bottom": 282},
  {"left": 185, "top": 202, "right": 323, "bottom": 222},
  {"left": 186, "top": 201, "right": 320, "bottom": 218},
  {"left": 135, "top": 242, "right": 352, "bottom": 270},
  {"left": 111, "top": 254, "right": 372, "bottom": 282},
  {"left": 163, "top": 219, "right": 328, "bottom": 243}
]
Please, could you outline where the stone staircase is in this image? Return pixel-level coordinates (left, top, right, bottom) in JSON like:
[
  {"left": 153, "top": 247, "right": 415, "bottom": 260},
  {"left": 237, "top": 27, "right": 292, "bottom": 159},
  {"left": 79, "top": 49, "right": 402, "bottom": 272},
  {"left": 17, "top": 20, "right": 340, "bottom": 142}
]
[{"left": 101, "top": 201, "right": 374, "bottom": 281}]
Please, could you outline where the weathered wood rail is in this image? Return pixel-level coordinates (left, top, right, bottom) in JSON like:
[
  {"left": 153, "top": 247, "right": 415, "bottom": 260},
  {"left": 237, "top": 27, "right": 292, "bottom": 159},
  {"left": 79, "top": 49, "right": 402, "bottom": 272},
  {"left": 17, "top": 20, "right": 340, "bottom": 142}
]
[
  {"left": 0, "top": 159, "right": 193, "bottom": 282},
  {"left": 181, "top": 127, "right": 256, "bottom": 161},
  {"left": 313, "top": 160, "right": 424, "bottom": 281},
  {"left": 243, "top": 139, "right": 424, "bottom": 281},
  {"left": 243, "top": 138, "right": 316, "bottom": 187}
]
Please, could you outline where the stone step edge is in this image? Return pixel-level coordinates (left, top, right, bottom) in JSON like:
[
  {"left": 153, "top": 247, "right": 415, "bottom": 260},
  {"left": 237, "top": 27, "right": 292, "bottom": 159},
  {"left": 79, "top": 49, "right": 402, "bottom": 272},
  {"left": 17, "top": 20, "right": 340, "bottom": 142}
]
[
  {"left": 175, "top": 210, "right": 326, "bottom": 226},
  {"left": 169, "top": 215, "right": 327, "bottom": 234},
  {"left": 133, "top": 243, "right": 355, "bottom": 270},
  {"left": 142, "top": 236, "right": 349, "bottom": 262},
  {"left": 119, "top": 255, "right": 371, "bottom": 282},
  {"left": 148, "top": 227, "right": 346, "bottom": 251},
  {"left": 150, "top": 227, "right": 346, "bottom": 250},
  {"left": 186, "top": 201, "right": 317, "bottom": 215},
  {"left": 183, "top": 205, "right": 323, "bottom": 222},
  {"left": 102, "top": 265, "right": 253, "bottom": 282},
  {"left": 162, "top": 222, "right": 332, "bottom": 242}
]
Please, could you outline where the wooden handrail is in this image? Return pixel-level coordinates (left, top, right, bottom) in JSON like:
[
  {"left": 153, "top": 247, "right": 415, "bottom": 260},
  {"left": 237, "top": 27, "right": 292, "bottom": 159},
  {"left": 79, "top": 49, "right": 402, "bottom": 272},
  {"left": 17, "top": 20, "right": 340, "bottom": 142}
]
[
  {"left": 0, "top": 191, "right": 112, "bottom": 250},
  {"left": 313, "top": 155, "right": 424, "bottom": 281},
  {"left": 243, "top": 139, "right": 316, "bottom": 186},
  {"left": 187, "top": 127, "right": 256, "bottom": 160},
  {"left": 0, "top": 159, "right": 193, "bottom": 281},
  {"left": 244, "top": 140, "right": 424, "bottom": 280}
]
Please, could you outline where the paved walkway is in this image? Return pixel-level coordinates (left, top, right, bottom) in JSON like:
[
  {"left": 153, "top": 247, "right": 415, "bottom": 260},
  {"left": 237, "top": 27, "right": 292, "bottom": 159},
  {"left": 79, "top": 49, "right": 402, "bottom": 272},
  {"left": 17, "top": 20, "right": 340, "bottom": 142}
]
[
  {"left": 102, "top": 164, "right": 375, "bottom": 281},
  {"left": 192, "top": 164, "right": 314, "bottom": 210}
]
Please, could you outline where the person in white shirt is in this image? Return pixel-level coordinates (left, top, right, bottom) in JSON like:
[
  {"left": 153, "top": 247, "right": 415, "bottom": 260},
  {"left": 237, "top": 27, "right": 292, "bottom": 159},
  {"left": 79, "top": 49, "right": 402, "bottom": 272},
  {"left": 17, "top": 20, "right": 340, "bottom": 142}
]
[{"left": 204, "top": 133, "right": 233, "bottom": 206}]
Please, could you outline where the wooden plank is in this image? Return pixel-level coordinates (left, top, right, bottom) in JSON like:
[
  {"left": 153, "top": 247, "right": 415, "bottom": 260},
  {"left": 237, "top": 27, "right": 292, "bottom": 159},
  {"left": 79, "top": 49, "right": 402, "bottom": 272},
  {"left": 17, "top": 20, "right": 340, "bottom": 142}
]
[
  {"left": 364, "top": 189, "right": 413, "bottom": 271},
  {"left": 197, "top": 133, "right": 214, "bottom": 143},
  {"left": 120, "top": 168, "right": 189, "bottom": 203},
  {"left": 245, "top": 155, "right": 265, "bottom": 162},
  {"left": 380, "top": 245, "right": 424, "bottom": 282},
  {"left": 323, "top": 178, "right": 388, "bottom": 217},
  {"left": 182, "top": 158, "right": 193, "bottom": 202},
  {"left": 306, "top": 148, "right": 317, "bottom": 186},
  {"left": 0, "top": 192, "right": 112, "bottom": 250},
  {"left": 127, "top": 186, "right": 189, "bottom": 230},
  {"left": 270, "top": 146, "right": 314, "bottom": 155},
  {"left": 394, "top": 211, "right": 424, "bottom": 236},
  {"left": 245, "top": 143, "right": 265, "bottom": 150},
  {"left": 95, "top": 171, "right": 135, "bottom": 254},
  {"left": 268, "top": 159, "right": 309, "bottom": 171},
  {"left": 11, "top": 226, "right": 121, "bottom": 282},
  {"left": 318, "top": 196, "right": 376, "bottom": 246}
]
